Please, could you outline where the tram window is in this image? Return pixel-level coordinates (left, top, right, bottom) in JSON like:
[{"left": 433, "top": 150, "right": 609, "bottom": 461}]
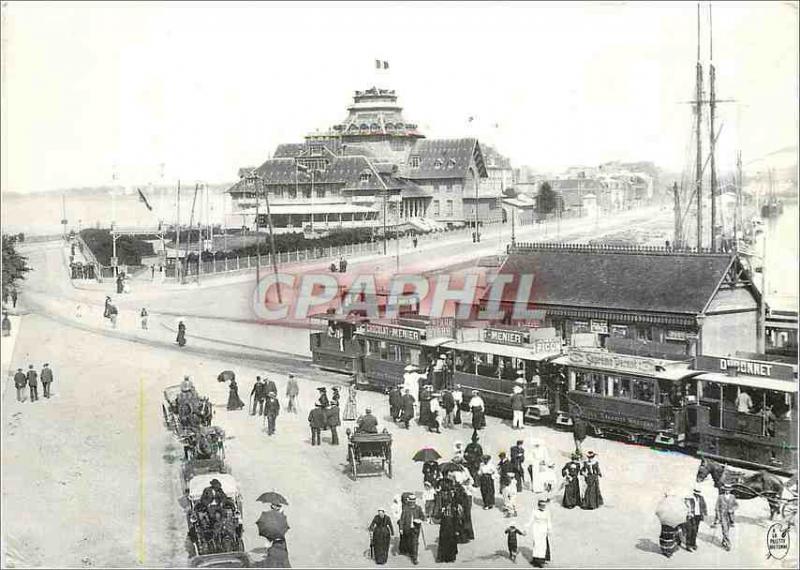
[
  {"left": 366, "top": 340, "right": 379, "bottom": 356},
  {"left": 722, "top": 385, "right": 738, "bottom": 410},
  {"left": 590, "top": 373, "right": 604, "bottom": 395},
  {"left": 575, "top": 371, "right": 591, "bottom": 393},
  {"left": 609, "top": 376, "right": 630, "bottom": 398},
  {"left": 632, "top": 379, "right": 654, "bottom": 403},
  {"left": 380, "top": 341, "right": 389, "bottom": 360},
  {"left": 409, "top": 348, "right": 421, "bottom": 367},
  {"left": 701, "top": 381, "right": 721, "bottom": 401}
]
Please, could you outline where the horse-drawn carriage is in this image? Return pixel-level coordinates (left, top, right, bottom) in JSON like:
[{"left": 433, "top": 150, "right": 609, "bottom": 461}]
[
  {"left": 180, "top": 426, "right": 228, "bottom": 494},
  {"left": 163, "top": 383, "right": 214, "bottom": 435},
  {"left": 696, "top": 456, "right": 796, "bottom": 522},
  {"left": 345, "top": 429, "right": 392, "bottom": 479},
  {"left": 185, "top": 474, "right": 245, "bottom": 558}
]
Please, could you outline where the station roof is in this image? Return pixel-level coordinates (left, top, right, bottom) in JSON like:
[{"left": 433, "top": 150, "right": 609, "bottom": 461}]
[
  {"left": 403, "top": 138, "right": 487, "bottom": 180},
  {"left": 484, "top": 244, "right": 744, "bottom": 316}
]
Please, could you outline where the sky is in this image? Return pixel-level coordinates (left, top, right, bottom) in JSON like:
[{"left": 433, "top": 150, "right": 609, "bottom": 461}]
[{"left": 1, "top": 1, "right": 798, "bottom": 193}]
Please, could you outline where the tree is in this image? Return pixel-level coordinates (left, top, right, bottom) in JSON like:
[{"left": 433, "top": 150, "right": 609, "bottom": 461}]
[
  {"left": 2, "top": 234, "right": 31, "bottom": 296},
  {"left": 537, "top": 182, "right": 558, "bottom": 214}
]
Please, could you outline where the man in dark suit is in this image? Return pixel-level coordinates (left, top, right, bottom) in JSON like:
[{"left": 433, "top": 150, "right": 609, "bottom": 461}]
[
  {"left": 400, "top": 389, "right": 416, "bottom": 430},
  {"left": 684, "top": 487, "right": 708, "bottom": 551},
  {"left": 26, "top": 364, "right": 38, "bottom": 402},
  {"left": 263, "top": 377, "right": 278, "bottom": 404},
  {"left": 40, "top": 363, "right": 54, "bottom": 399},
  {"left": 357, "top": 408, "right": 379, "bottom": 434},
  {"left": 13, "top": 368, "right": 27, "bottom": 402},
  {"left": 264, "top": 392, "right": 280, "bottom": 436},
  {"left": 326, "top": 401, "right": 341, "bottom": 445},
  {"left": 308, "top": 403, "right": 327, "bottom": 446},
  {"left": 510, "top": 440, "right": 525, "bottom": 492},
  {"left": 250, "top": 377, "right": 267, "bottom": 416}
]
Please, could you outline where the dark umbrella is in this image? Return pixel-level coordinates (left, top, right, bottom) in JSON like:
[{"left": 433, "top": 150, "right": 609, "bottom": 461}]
[
  {"left": 257, "top": 491, "right": 289, "bottom": 506},
  {"left": 256, "top": 510, "right": 290, "bottom": 540},
  {"left": 218, "top": 370, "right": 235, "bottom": 383},
  {"left": 412, "top": 448, "right": 442, "bottom": 463}
]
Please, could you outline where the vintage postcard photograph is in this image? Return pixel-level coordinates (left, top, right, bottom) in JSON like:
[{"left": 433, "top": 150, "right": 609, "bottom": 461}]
[{"left": 1, "top": 1, "right": 797, "bottom": 568}]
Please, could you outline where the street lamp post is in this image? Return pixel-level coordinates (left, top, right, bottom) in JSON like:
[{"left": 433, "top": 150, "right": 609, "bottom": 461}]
[{"left": 245, "top": 171, "right": 282, "bottom": 303}]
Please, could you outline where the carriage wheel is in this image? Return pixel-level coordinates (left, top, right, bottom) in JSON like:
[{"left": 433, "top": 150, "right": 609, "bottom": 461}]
[{"left": 349, "top": 446, "right": 358, "bottom": 479}]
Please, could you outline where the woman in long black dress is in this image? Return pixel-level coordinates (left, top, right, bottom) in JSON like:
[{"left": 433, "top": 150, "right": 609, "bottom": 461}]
[
  {"left": 561, "top": 452, "right": 582, "bottom": 509},
  {"left": 436, "top": 500, "right": 460, "bottom": 562},
  {"left": 454, "top": 480, "right": 474, "bottom": 543},
  {"left": 227, "top": 379, "right": 246, "bottom": 411},
  {"left": 369, "top": 508, "right": 393, "bottom": 565},
  {"left": 580, "top": 451, "right": 603, "bottom": 510},
  {"left": 176, "top": 320, "right": 187, "bottom": 347}
]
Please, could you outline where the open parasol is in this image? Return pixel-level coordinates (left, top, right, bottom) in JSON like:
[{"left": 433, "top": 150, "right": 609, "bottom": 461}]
[
  {"left": 655, "top": 494, "right": 689, "bottom": 527},
  {"left": 218, "top": 370, "right": 235, "bottom": 383},
  {"left": 257, "top": 491, "right": 289, "bottom": 506},
  {"left": 256, "top": 510, "right": 290, "bottom": 540},
  {"left": 412, "top": 448, "right": 442, "bottom": 463}
]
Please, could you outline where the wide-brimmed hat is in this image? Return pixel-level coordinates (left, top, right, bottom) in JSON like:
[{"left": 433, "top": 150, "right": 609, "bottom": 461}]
[
  {"left": 537, "top": 499, "right": 548, "bottom": 507},
  {"left": 317, "top": 387, "right": 327, "bottom": 391},
  {"left": 586, "top": 451, "right": 596, "bottom": 458},
  {"left": 693, "top": 486, "right": 703, "bottom": 494},
  {"left": 472, "top": 390, "right": 479, "bottom": 395},
  {"left": 404, "top": 365, "right": 418, "bottom": 372}
]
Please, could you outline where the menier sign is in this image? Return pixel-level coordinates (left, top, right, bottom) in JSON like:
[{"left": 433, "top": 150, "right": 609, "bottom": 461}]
[
  {"left": 484, "top": 328, "right": 529, "bottom": 346},
  {"left": 358, "top": 322, "right": 424, "bottom": 342},
  {"left": 568, "top": 349, "right": 658, "bottom": 375},
  {"left": 695, "top": 355, "right": 796, "bottom": 381}
]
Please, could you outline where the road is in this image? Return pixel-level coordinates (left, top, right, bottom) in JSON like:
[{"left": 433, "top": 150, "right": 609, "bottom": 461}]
[{"left": 3, "top": 206, "right": 796, "bottom": 568}]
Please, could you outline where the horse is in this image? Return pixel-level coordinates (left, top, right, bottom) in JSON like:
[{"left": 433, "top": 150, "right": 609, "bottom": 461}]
[{"left": 696, "top": 457, "right": 785, "bottom": 520}]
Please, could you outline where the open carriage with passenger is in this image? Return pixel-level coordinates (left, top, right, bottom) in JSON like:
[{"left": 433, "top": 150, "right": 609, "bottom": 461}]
[
  {"left": 185, "top": 474, "right": 245, "bottom": 558},
  {"left": 345, "top": 428, "right": 393, "bottom": 479},
  {"left": 180, "top": 425, "right": 228, "bottom": 493},
  {"left": 163, "top": 380, "right": 214, "bottom": 435}
]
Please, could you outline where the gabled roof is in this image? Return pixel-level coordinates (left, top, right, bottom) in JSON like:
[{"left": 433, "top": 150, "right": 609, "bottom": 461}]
[
  {"left": 483, "top": 244, "right": 746, "bottom": 316},
  {"left": 404, "top": 138, "right": 487, "bottom": 180}
]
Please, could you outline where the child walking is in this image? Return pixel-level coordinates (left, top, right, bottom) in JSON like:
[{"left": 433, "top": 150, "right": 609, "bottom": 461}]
[{"left": 505, "top": 524, "right": 525, "bottom": 561}]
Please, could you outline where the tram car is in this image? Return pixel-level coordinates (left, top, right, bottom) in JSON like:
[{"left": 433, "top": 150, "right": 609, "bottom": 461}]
[
  {"left": 447, "top": 325, "right": 564, "bottom": 419},
  {"left": 355, "top": 316, "right": 457, "bottom": 392},
  {"left": 309, "top": 312, "right": 368, "bottom": 374},
  {"left": 685, "top": 355, "right": 798, "bottom": 474},
  {"left": 551, "top": 347, "right": 699, "bottom": 446}
]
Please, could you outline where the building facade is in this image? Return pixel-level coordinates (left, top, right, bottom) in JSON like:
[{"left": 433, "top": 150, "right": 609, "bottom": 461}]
[{"left": 227, "top": 87, "right": 489, "bottom": 234}]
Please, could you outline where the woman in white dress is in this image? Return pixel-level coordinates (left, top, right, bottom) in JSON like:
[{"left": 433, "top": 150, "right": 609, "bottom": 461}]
[{"left": 527, "top": 498, "right": 552, "bottom": 567}]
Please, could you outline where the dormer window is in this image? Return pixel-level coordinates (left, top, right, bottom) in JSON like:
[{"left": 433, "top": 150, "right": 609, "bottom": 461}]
[
  {"left": 448, "top": 158, "right": 457, "bottom": 169},
  {"left": 360, "top": 171, "right": 371, "bottom": 183},
  {"left": 434, "top": 158, "right": 444, "bottom": 169},
  {"left": 410, "top": 156, "right": 420, "bottom": 169}
]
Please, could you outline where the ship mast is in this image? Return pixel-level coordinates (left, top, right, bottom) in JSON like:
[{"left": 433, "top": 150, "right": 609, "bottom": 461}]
[
  {"left": 695, "top": 2, "right": 704, "bottom": 251},
  {"left": 708, "top": 3, "right": 718, "bottom": 252}
]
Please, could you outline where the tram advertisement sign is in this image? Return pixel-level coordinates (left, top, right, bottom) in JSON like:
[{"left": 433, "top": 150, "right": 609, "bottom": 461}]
[
  {"left": 484, "top": 328, "right": 530, "bottom": 346},
  {"left": 590, "top": 320, "right": 608, "bottom": 334},
  {"left": 532, "top": 337, "right": 562, "bottom": 354},
  {"left": 695, "top": 355, "right": 796, "bottom": 381},
  {"left": 568, "top": 349, "right": 658, "bottom": 375},
  {"left": 358, "top": 322, "right": 424, "bottom": 342}
]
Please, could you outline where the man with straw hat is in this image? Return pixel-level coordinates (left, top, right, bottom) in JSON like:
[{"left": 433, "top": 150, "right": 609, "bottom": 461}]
[
  {"left": 510, "top": 383, "right": 525, "bottom": 430},
  {"left": 715, "top": 482, "right": 737, "bottom": 551}
]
